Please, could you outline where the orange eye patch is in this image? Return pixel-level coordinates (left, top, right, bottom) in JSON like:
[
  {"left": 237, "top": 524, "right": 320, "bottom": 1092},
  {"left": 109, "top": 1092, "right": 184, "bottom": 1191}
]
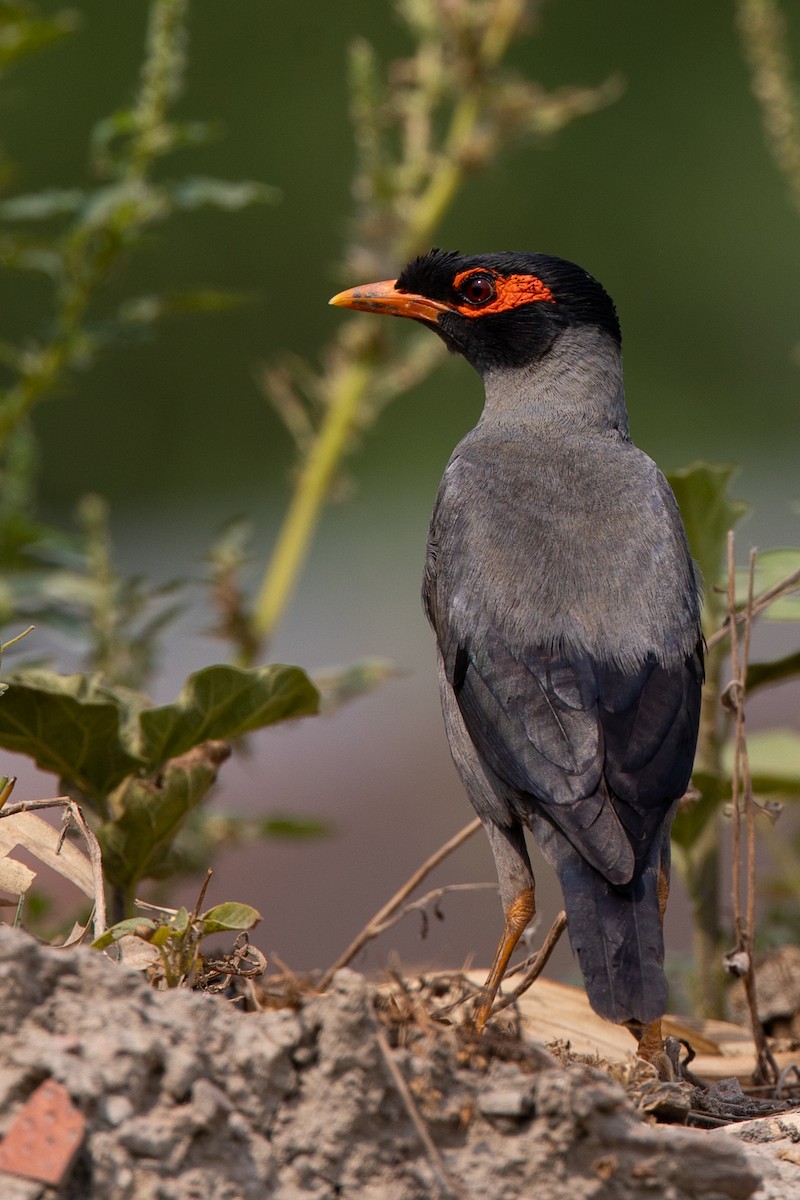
[{"left": 452, "top": 269, "right": 555, "bottom": 316}]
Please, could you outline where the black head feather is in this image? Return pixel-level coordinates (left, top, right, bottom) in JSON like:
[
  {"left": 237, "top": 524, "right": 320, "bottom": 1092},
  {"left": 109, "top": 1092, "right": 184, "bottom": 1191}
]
[{"left": 396, "top": 248, "right": 620, "bottom": 374}]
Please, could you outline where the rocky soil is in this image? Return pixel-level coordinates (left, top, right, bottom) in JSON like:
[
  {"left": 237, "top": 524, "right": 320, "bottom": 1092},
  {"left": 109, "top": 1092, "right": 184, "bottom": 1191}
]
[{"left": 0, "top": 926, "right": 798, "bottom": 1200}]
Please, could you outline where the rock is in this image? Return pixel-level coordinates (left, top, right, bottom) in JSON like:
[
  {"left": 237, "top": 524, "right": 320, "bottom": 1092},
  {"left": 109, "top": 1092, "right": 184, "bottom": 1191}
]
[{"left": 477, "top": 1087, "right": 535, "bottom": 1119}]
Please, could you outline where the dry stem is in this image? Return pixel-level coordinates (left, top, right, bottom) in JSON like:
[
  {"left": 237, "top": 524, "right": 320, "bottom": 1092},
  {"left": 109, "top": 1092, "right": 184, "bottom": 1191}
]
[
  {"left": 723, "top": 532, "right": 778, "bottom": 1086},
  {"left": 318, "top": 816, "right": 481, "bottom": 990},
  {"left": 489, "top": 909, "right": 568, "bottom": 1016},
  {"left": 707, "top": 562, "right": 800, "bottom": 650},
  {"left": 370, "top": 881, "right": 498, "bottom": 938},
  {"left": 374, "top": 1022, "right": 468, "bottom": 1200}
]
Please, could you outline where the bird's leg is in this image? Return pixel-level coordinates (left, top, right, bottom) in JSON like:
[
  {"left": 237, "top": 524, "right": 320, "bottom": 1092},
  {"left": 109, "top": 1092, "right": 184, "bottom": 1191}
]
[
  {"left": 628, "top": 1017, "right": 671, "bottom": 1076},
  {"left": 473, "top": 887, "right": 535, "bottom": 1029},
  {"left": 627, "top": 862, "right": 674, "bottom": 1078},
  {"left": 473, "top": 822, "right": 535, "bottom": 1030}
]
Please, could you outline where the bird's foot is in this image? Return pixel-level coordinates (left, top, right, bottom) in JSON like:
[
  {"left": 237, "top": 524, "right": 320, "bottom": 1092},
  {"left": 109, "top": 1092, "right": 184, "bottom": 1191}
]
[
  {"left": 628, "top": 1018, "right": 677, "bottom": 1081},
  {"left": 469, "top": 986, "right": 497, "bottom": 1033}
]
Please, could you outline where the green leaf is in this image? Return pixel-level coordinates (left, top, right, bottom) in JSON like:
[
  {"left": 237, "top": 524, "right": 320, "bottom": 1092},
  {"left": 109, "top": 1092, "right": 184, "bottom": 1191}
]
[
  {"left": 168, "top": 177, "right": 279, "bottom": 211},
  {"left": 92, "top": 112, "right": 215, "bottom": 174},
  {"left": 97, "top": 742, "right": 225, "bottom": 890},
  {"left": 313, "top": 658, "right": 397, "bottom": 715},
  {"left": 170, "top": 905, "right": 191, "bottom": 936},
  {"left": 0, "top": 669, "right": 145, "bottom": 803},
  {"left": 0, "top": 8, "right": 78, "bottom": 72},
  {"left": 90, "top": 107, "right": 137, "bottom": 171},
  {"left": 667, "top": 462, "right": 749, "bottom": 633},
  {"left": 259, "top": 814, "right": 329, "bottom": 839},
  {"left": 0, "top": 188, "right": 86, "bottom": 220},
  {"left": 0, "top": 234, "right": 62, "bottom": 276},
  {"left": 91, "top": 917, "right": 157, "bottom": 950},
  {"left": 137, "top": 663, "right": 319, "bottom": 765},
  {"left": 200, "top": 901, "right": 261, "bottom": 936},
  {"left": 736, "top": 548, "right": 800, "bottom": 621},
  {"left": 118, "top": 289, "right": 251, "bottom": 326},
  {"left": 747, "top": 651, "right": 800, "bottom": 693}
]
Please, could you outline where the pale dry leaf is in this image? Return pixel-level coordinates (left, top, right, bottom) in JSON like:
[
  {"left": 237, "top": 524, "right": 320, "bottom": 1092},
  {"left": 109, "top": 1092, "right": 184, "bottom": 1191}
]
[
  {"left": 60, "top": 920, "right": 92, "bottom": 948},
  {"left": 119, "top": 937, "right": 160, "bottom": 971},
  {"left": 0, "top": 852, "right": 35, "bottom": 895},
  {"left": 0, "top": 811, "right": 94, "bottom": 899}
]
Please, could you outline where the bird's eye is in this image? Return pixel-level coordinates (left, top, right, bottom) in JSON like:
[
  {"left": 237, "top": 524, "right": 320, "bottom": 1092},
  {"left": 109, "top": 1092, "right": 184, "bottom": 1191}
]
[{"left": 459, "top": 273, "right": 496, "bottom": 306}]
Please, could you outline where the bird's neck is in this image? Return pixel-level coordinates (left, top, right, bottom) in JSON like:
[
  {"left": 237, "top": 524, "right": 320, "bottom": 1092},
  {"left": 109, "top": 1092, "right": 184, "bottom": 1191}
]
[{"left": 480, "top": 327, "right": 628, "bottom": 438}]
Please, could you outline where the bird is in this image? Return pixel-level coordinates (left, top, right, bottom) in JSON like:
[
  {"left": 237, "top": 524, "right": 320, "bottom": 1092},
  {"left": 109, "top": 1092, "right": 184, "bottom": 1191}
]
[{"left": 329, "top": 248, "right": 703, "bottom": 1069}]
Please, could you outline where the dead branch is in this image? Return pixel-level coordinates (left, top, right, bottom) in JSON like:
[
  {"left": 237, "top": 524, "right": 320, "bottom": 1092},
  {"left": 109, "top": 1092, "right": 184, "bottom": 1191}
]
[
  {"left": 371, "top": 882, "right": 498, "bottom": 938},
  {"left": 707, "top": 562, "right": 800, "bottom": 650},
  {"left": 723, "top": 532, "right": 778, "bottom": 1086},
  {"left": 489, "top": 910, "right": 568, "bottom": 1016},
  {"left": 374, "top": 1022, "right": 468, "bottom": 1200},
  {"left": 66, "top": 800, "right": 106, "bottom": 941},
  {"left": 318, "top": 817, "right": 482, "bottom": 990}
]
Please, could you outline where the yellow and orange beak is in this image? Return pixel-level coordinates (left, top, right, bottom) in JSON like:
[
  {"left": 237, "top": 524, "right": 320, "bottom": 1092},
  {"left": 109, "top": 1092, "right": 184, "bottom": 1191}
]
[{"left": 329, "top": 279, "right": 450, "bottom": 324}]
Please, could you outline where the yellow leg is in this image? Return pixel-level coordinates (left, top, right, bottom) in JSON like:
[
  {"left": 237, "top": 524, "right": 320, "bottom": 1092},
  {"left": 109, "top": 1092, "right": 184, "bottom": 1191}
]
[
  {"left": 632, "top": 1018, "right": 668, "bottom": 1071},
  {"left": 473, "top": 886, "right": 535, "bottom": 1030},
  {"left": 629, "top": 864, "right": 673, "bottom": 1077}
]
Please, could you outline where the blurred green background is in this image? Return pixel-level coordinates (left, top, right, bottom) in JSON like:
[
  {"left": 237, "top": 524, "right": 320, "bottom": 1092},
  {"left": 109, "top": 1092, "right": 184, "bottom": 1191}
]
[{"left": 2, "top": 0, "right": 798, "bottom": 988}]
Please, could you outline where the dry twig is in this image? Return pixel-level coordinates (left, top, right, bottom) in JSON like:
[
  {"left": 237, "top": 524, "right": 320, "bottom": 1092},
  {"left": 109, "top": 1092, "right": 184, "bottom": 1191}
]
[
  {"left": 706, "top": 563, "right": 800, "bottom": 650},
  {"left": 374, "top": 1022, "right": 468, "bottom": 1200},
  {"left": 722, "top": 532, "right": 779, "bottom": 1086},
  {"left": 318, "top": 816, "right": 481, "bottom": 990},
  {"left": 490, "top": 909, "right": 568, "bottom": 1017},
  {"left": 370, "top": 881, "right": 498, "bottom": 939}
]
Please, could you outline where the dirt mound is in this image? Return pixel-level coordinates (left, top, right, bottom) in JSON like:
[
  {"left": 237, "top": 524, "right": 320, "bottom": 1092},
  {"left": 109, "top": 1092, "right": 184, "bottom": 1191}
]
[{"left": 0, "top": 927, "right": 794, "bottom": 1199}]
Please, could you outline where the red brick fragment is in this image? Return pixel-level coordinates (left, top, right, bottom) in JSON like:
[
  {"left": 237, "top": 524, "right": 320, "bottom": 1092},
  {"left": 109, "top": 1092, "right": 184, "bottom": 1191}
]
[{"left": 0, "top": 1079, "right": 85, "bottom": 1185}]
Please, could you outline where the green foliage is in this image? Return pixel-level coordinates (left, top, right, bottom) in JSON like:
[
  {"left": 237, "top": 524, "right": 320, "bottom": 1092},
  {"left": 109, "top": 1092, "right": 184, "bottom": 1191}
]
[
  {"left": 668, "top": 462, "right": 750, "bottom": 636},
  {"left": 0, "top": 0, "right": 275, "bottom": 658},
  {"left": 667, "top": 461, "right": 800, "bottom": 1016},
  {"left": 0, "top": 1, "right": 330, "bottom": 925},
  {"left": 91, "top": 895, "right": 262, "bottom": 989},
  {"left": 0, "top": 2, "right": 77, "bottom": 75},
  {"left": 0, "top": 669, "right": 145, "bottom": 803},
  {"left": 137, "top": 663, "right": 318, "bottom": 763},
  {"left": 0, "top": 34, "right": 275, "bottom": 457},
  {"left": 724, "top": 729, "right": 800, "bottom": 793},
  {"left": 0, "top": 662, "right": 319, "bottom": 896}
]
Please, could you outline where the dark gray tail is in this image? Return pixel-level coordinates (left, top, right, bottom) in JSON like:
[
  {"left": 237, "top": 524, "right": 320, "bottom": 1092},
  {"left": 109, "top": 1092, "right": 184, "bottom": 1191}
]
[{"left": 553, "top": 840, "right": 667, "bottom": 1025}]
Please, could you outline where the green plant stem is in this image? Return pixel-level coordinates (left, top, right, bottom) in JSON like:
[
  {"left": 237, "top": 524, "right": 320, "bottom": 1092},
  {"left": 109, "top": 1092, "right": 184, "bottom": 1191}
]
[
  {"left": 252, "top": 324, "right": 379, "bottom": 645},
  {"left": 0, "top": 0, "right": 188, "bottom": 454},
  {"left": 399, "top": 98, "right": 478, "bottom": 258},
  {"left": 126, "top": 0, "right": 188, "bottom": 183},
  {"left": 251, "top": 2, "right": 526, "bottom": 646},
  {"left": 736, "top": 0, "right": 800, "bottom": 218}
]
